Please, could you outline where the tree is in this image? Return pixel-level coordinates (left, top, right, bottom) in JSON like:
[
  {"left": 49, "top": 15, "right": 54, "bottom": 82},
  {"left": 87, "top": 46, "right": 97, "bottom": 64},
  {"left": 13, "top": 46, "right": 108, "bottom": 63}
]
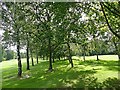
[
  {"left": 5, "top": 50, "right": 14, "bottom": 60},
  {"left": 0, "top": 44, "right": 2, "bottom": 62},
  {"left": 1, "top": 2, "right": 26, "bottom": 77},
  {"left": 100, "top": 2, "right": 120, "bottom": 39}
]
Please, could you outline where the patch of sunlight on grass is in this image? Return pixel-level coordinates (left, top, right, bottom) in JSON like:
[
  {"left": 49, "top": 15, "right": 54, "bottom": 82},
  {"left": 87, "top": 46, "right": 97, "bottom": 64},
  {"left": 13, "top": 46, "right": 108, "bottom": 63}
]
[
  {"left": 76, "top": 55, "right": 119, "bottom": 61},
  {"left": 94, "top": 70, "right": 118, "bottom": 82},
  {"left": 98, "top": 55, "right": 119, "bottom": 61}
]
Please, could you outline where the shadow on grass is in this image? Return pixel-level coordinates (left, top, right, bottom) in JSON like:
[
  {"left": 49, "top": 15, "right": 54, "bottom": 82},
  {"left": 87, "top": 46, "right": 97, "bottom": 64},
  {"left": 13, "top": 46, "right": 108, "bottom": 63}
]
[
  {"left": 2, "top": 60, "right": 120, "bottom": 89},
  {"left": 78, "top": 60, "right": 119, "bottom": 71}
]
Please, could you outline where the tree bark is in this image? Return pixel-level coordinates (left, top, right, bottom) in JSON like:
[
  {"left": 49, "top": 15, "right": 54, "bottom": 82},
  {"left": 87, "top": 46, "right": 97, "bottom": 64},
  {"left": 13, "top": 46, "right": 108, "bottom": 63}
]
[
  {"left": 30, "top": 48, "right": 34, "bottom": 66},
  {"left": 43, "top": 55, "right": 45, "bottom": 60},
  {"left": 52, "top": 52, "right": 55, "bottom": 63},
  {"left": 67, "top": 43, "right": 73, "bottom": 68},
  {"left": 58, "top": 56, "right": 60, "bottom": 61},
  {"left": 36, "top": 48, "right": 38, "bottom": 64},
  {"left": 17, "top": 32, "right": 22, "bottom": 77},
  {"left": 83, "top": 45, "right": 86, "bottom": 62},
  {"left": 26, "top": 35, "right": 30, "bottom": 70},
  {"left": 48, "top": 38, "right": 53, "bottom": 71},
  {"left": 97, "top": 54, "right": 99, "bottom": 61}
]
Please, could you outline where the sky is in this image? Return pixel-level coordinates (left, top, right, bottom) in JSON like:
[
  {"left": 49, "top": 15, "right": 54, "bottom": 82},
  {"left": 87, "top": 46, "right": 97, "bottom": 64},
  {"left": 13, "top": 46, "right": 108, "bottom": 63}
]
[{"left": 0, "top": 30, "right": 4, "bottom": 36}]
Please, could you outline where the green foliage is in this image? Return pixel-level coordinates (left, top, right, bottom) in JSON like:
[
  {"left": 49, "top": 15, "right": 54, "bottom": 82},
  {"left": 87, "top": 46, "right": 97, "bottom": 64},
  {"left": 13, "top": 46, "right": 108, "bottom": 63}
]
[{"left": 5, "top": 50, "right": 14, "bottom": 60}]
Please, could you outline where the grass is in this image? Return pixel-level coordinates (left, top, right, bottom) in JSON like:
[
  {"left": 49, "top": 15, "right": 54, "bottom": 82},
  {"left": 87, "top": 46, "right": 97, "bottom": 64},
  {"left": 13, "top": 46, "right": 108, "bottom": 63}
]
[{"left": 1, "top": 55, "right": 120, "bottom": 88}]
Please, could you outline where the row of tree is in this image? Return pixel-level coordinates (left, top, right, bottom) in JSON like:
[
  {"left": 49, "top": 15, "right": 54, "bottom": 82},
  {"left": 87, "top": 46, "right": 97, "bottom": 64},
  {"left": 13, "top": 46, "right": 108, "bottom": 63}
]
[{"left": 1, "top": 2, "right": 120, "bottom": 77}]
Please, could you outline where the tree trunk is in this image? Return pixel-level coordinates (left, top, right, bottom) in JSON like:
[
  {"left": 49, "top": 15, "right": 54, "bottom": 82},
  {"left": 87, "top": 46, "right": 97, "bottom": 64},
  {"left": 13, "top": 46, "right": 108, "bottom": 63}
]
[
  {"left": 67, "top": 43, "right": 73, "bottom": 68},
  {"left": 0, "top": 44, "right": 2, "bottom": 62},
  {"left": 97, "top": 54, "right": 99, "bottom": 61},
  {"left": 26, "top": 35, "right": 30, "bottom": 70},
  {"left": 58, "top": 56, "right": 60, "bottom": 61},
  {"left": 30, "top": 49, "right": 34, "bottom": 66},
  {"left": 118, "top": 55, "right": 120, "bottom": 60},
  {"left": 52, "top": 52, "right": 55, "bottom": 63},
  {"left": 17, "top": 35, "right": 22, "bottom": 77},
  {"left": 83, "top": 45, "right": 86, "bottom": 62},
  {"left": 83, "top": 54, "right": 85, "bottom": 62},
  {"left": 48, "top": 38, "right": 52, "bottom": 71},
  {"left": 36, "top": 49, "right": 38, "bottom": 64}
]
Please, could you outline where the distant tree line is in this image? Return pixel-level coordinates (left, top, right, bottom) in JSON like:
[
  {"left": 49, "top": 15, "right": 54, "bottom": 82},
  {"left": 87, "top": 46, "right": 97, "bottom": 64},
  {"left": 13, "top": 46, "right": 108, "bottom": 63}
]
[{"left": 0, "top": 44, "right": 26, "bottom": 61}]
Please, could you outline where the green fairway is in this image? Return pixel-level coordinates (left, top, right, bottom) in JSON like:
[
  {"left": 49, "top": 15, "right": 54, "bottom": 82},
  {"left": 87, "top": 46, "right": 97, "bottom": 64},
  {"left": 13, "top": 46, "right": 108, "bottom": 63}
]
[{"left": 1, "top": 55, "right": 120, "bottom": 88}]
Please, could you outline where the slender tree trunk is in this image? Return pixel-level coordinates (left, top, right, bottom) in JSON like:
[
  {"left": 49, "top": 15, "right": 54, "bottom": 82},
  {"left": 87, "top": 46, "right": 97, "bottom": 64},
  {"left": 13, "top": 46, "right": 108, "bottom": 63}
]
[
  {"left": 26, "top": 36, "right": 30, "bottom": 70},
  {"left": 36, "top": 49, "right": 38, "bottom": 64},
  {"left": 83, "top": 54, "right": 85, "bottom": 62},
  {"left": 67, "top": 43, "right": 73, "bottom": 68},
  {"left": 58, "top": 56, "right": 60, "bottom": 61},
  {"left": 0, "top": 44, "right": 2, "bottom": 62},
  {"left": 97, "top": 54, "right": 99, "bottom": 61},
  {"left": 30, "top": 48, "right": 34, "bottom": 66},
  {"left": 52, "top": 52, "right": 55, "bottom": 63},
  {"left": 48, "top": 38, "right": 52, "bottom": 71},
  {"left": 83, "top": 45, "right": 86, "bottom": 62},
  {"left": 17, "top": 33, "right": 22, "bottom": 77},
  {"left": 118, "top": 55, "right": 120, "bottom": 60}
]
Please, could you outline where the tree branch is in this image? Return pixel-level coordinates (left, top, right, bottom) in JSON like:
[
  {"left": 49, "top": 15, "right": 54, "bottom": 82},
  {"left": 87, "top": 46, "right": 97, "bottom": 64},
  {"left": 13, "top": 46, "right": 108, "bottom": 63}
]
[{"left": 100, "top": 2, "right": 120, "bottom": 39}]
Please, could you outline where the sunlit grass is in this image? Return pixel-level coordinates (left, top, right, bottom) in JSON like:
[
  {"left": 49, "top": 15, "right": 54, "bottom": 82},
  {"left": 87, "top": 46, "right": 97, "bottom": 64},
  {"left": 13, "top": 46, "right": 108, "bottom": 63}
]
[
  {"left": 1, "top": 55, "right": 119, "bottom": 88},
  {"left": 73, "top": 55, "right": 119, "bottom": 61}
]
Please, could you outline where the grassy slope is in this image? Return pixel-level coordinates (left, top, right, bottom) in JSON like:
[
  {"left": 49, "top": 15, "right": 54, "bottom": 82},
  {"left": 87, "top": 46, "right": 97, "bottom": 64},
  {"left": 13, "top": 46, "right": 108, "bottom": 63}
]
[{"left": 1, "top": 55, "right": 119, "bottom": 88}]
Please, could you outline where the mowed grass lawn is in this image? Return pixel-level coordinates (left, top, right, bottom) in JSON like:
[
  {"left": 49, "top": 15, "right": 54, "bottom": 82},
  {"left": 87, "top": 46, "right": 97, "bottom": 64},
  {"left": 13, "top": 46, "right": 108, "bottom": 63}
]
[{"left": 1, "top": 55, "right": 120, "bottom": 88}]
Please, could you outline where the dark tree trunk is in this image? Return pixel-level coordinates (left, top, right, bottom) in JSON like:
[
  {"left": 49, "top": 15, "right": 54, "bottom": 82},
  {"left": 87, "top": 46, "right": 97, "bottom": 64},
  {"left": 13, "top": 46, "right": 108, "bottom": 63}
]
[
  {"left": 30, "top": 49, "right": 34, "bottom": 66},
  {"left": 97, "top": 54, "right": 99, "bottom": 61},
  {"left": 67, "top": 43, "right": 73, "bottom": 68},
  {"left": 26, "top": 36, "right": 30, "bottom": 70},
  {"left": 52, "top": 52, "right": 55, "bottom": 63},
  {"left": 58, "top": 56, "right": 60, "bottom": 61},
  {"left": 118, "top": 55, "right": 120, "bottom": 60},
  {"left": 43, "top": 55, "right": 45, "bottom": 60},
  {"left": 17, "top": 32, "right": 22, "bottom": 77},
  {"left": 83, "top": 45, "right": 86, "bottom": 62},
  {"left": 48, "top": 38, "right": 52, "bottom": 71},
  {"left": 36, "top": 49, "right": 38, "bottom": 64}
]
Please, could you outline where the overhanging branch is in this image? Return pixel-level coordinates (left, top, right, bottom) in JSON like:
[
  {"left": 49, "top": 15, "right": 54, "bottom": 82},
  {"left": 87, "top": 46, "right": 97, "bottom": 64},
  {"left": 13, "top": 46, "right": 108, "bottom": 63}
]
[{"left": 100, "top": 2, "right": 120, "bottom": 39}]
